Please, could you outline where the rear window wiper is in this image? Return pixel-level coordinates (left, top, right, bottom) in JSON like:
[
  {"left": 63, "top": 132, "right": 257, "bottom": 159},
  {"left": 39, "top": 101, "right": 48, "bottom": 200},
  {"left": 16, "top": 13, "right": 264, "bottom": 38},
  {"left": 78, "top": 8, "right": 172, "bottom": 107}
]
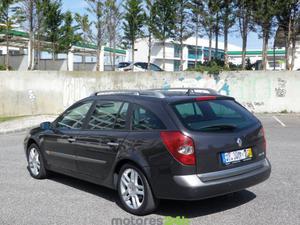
[{"left": 198, "top": 124, "right": 237, "bottom": 131}]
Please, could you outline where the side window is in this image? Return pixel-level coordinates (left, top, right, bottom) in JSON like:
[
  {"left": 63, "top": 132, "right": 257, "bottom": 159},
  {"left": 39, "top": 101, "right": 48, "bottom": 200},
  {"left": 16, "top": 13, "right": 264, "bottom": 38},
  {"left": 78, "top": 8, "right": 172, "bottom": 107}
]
[
  {"left": 56, "top": 102, "right": 92, "bottom": 129},
  {"left": 132, "top": 106, "right": 165, "bottom": 130},
  {"left": 209, "top": 102, "right": 241, "bottom": 118},
  {"left": 114, "top": 102, "right": 129, "bottom": 129},
  {"left": 175, "top": 102, "right": 203, "bottom": 118},
  {"left": 87, "top": 101, "right": 123, "bottom": 130}
]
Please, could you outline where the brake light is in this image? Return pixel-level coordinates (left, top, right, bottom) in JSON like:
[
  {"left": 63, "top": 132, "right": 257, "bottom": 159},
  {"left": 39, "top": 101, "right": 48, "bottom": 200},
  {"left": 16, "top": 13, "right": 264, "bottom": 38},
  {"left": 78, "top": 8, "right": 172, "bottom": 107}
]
[
  {"left": 160, "top": 131, "right": 195, "bottom": 165},
  {"left": 262, "top": 128, "right": 267, "bottom": 151},
  {"left": 194, "top": 96, "right": 217, "bottom": 101},
  {"left": 259, "top": 127, "right": 267, "bottom": 153}
]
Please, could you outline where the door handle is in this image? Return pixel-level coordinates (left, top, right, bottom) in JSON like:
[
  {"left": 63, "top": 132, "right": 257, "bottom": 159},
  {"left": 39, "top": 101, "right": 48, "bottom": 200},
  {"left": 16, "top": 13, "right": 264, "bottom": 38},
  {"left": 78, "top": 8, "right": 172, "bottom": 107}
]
[
  {"left": 107, "top": 142, "right": 119, "bottom": 147},
  {"left": 68, "top": 138, "right": 76, "bottom": 143}
]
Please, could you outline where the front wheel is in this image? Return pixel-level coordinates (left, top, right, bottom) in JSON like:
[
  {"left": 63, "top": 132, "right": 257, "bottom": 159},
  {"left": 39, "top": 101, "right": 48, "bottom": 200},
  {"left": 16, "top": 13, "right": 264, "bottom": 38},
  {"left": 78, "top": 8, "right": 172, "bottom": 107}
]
[
  {"left": 27, "top": 144, "right": 47, "bottom": 179},
  {"left": 117, "top": 164, "right": 159, "bottom": 215}
]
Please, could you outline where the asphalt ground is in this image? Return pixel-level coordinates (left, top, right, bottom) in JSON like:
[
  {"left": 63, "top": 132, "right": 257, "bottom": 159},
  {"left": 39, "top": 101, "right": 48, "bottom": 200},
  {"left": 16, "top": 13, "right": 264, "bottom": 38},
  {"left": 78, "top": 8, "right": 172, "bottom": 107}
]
[{"left": 0, "top": 114, "right": 299, "bottom": 225}]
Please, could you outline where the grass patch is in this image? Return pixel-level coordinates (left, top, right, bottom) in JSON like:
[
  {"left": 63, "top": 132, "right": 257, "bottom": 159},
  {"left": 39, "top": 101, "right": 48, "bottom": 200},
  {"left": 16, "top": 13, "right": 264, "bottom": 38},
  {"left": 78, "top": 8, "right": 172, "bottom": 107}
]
[{"left": 0, "top": 116, "right": 26, "bottom": 123}]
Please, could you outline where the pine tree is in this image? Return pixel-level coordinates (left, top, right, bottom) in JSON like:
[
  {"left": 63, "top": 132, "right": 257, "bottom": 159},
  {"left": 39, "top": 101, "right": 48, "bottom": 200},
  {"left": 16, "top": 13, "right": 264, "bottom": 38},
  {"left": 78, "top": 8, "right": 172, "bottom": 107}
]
[
  {"left": 123, "top": 0, "right": 145, "bottom": 63},
  {"left": 252, "top": 0, "right": 277, "bottom": 70},
  {"left": 221, "top": 0, "right": 236, "bottom": 68},
  {"left": 145, "top": 0, "right": 156, "bottom": 70},
  {"left": 190, "top": 0, "right": 204, "bottom": 68},
  {"left": 0, "top": 0, "right": 18, "bottom": 70},
  {"left": 174, "top": 0, "right": 193, "bottom": 71},
  {"left": 85, "top": 0, "right": 106, "bottom": 71},
  {"left": 43, "top": 0, "right": 63, "bottom": 61},
  {"left": 152, "top": 0, "right": 177, "bottom": 70},
  {"left": 59, "top": 11, "right": 81, "bottom": 71},
  {"left": 105, "top": 0, "right": 122, "bottom": 71},
  {"left": 236, "top": 0, "right": 254, "bottom": 69}
]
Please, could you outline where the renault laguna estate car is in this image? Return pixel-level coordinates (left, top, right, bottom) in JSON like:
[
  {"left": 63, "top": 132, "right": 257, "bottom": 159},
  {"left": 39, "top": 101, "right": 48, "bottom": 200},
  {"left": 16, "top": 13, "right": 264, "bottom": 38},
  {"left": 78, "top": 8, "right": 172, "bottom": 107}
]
[{"left": 24, "top": 88, "right": 271, "bottom": 215}]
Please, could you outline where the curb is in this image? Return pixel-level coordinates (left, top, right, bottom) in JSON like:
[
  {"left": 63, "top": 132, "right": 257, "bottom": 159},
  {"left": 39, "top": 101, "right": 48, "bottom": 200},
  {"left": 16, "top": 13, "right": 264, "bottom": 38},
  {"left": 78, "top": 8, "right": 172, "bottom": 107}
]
[{"left": 0, "top": 126, "right": 37, "bottom": 135}]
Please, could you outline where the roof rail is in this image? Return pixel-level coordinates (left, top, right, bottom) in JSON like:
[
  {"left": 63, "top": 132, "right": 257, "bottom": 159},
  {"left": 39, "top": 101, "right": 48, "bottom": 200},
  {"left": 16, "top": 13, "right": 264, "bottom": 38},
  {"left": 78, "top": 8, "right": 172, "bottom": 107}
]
[
  {"left": 91, "top": 88, "right": 218, "bottom": 98},
  {"left": 91, "top": 90, "right": 165, "bottom": 98},
  {"left": 149, "top": 88, "right": 218, "bottom": 95}
]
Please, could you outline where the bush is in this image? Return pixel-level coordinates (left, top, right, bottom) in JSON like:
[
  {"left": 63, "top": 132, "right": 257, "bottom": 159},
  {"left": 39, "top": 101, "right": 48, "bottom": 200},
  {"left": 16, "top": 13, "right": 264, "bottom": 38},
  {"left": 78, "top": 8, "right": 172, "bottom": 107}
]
[
  {"left": 0, "top": 65, "right": 12, "bottom": 70},
  {"left": 186, "top": 60, "right": 223, "bottom": 75},
  {"left": 187, "top": 59, "right": 251, "bottom": 74}
]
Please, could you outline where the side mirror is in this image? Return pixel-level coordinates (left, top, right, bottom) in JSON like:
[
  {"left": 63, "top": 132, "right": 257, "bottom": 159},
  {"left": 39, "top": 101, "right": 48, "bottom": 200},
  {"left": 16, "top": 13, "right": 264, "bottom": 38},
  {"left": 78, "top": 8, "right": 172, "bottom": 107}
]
[{"left": 40, "top": 121, "right": 52, "bottom": 130}]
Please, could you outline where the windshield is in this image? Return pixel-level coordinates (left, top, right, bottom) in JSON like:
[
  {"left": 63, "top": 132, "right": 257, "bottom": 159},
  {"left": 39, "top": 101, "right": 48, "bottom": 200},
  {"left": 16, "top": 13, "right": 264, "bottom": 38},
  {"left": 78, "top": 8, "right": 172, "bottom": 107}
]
[{"left": 173, "top": 100, "right": 257, "bottom": 132}]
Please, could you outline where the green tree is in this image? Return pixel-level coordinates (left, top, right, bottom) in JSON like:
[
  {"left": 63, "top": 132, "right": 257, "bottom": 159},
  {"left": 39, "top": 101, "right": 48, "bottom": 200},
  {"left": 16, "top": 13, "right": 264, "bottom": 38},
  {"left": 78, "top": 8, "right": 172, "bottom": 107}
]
[
  {"left": 0, "top": 0, "right": 18, "bottom": 70},
  {"left": 201, "top": 0, "right": 216, "bottom": 61},
  {"left": 84, "top": 0, "right": 106, "bottom": 71},
  {"left": 17, "top": 0, "right": 38, "bottom": 70},
  {"left": 236, "top": 0, "right": 255, "bottom": 69},
  {"left": 59, "top": 11, "right": 81, "bottom": 71},
  {"left": 75, "top": 13, "right": 92, "bottom": 41},
  {"left": 174, "top": 0, "right": 193, "bottom": 71},
  {"left": 105, "top": 0, "right": 122, "bottom": 71},
  {"left": 43, "top": 0, "right": 63, "bottom": 61},
  {"left": 145, "top": 0, "right": 157, "bottom": 70},
  {"left": 152, "top": 0, "right": 177, "bottom": 70},
  {"left": 212, "top": 0, "right": 223, "bottom": 60},
  {"left": 35, "top": 0, "right": 50, "bottom": 69},
  {"left": 221, "top": 0, "right": 236, "bottom": 69},
  {"left": 123, "top": 0, "right": 145, "bottom": 63},
  {"left": 252, "top": 0, "right": 277, "bottom": 70},
  {"left": 275, "top": 0, "right": 300, "bottom": 70},
  {"left": 190, "top": 0, "right": 204, "bottom": 68}
]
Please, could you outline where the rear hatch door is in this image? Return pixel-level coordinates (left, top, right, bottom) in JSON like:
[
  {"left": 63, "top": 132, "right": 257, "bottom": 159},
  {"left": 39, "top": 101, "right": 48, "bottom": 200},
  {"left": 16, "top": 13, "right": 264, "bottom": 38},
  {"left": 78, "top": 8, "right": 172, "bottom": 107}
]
[{"left": 171, "top": 97, "right": 266, "bottom": 174}]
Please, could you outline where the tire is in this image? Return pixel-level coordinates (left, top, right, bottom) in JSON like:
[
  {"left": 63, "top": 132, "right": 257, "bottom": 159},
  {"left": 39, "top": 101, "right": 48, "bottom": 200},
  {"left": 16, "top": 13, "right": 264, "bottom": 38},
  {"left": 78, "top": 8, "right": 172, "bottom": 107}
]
[
  {"left": 26, "top": 144, "right": 47, "bottom": 179},
  {"left": 117, "top": 164, "right": 159, "bottom": 215}
]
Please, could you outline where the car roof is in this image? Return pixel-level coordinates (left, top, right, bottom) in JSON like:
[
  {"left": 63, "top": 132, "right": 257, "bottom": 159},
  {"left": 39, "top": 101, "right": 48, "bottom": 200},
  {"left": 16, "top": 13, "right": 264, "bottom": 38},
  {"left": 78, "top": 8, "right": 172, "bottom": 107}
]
[{"left": 82, "top": 89, "right": 234, "bottom": 104}]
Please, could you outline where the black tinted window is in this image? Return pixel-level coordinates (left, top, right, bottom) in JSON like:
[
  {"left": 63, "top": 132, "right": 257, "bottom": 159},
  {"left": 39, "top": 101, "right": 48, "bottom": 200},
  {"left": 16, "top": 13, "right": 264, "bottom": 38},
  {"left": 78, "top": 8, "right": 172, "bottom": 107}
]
[
  {"left": 135, "top": 63, "right": 147, "bottom": 70},
  {"left": 173, "top": 100, "right": 257, "bottom": 131},
  {"left": 150, "top": 64, "right": 162, "bottom": 71},
  {"left": 87, "top": 102, "right": 123, "bottom": 130},
  {"left": 56, "top": 102, "right": 92, "bottom": 129},
  {"left": 114, "top": 102, "right": 129, "bottom": 129},
  {"left": 132, "top": 106, "right": 165, "bottom": 130},
  {"left": 118, "top": 62, "right": 130, "bottom": 68}
]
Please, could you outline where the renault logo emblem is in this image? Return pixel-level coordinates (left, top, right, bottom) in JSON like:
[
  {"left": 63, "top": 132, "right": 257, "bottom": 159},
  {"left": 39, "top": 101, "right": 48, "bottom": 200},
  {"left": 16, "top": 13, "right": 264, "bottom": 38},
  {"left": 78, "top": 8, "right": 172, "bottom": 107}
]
[{"left": 237, "top": 138, "right": 243, "bottom": 147}]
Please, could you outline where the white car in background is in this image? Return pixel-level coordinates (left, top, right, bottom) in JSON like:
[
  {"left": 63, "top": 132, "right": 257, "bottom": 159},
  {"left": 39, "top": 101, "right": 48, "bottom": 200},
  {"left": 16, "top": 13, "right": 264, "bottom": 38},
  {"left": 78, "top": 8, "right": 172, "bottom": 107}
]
[{"left": 118, "top": 62, "right": 164, "bottom": 72}]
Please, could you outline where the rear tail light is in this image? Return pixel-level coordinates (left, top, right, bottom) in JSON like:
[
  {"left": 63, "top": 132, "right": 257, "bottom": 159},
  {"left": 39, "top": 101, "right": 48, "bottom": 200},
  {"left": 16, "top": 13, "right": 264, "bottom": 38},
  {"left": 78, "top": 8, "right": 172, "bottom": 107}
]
[
  {"left": 160, "top": 131, "right": 196, "bottom": 165},
  {"left": 259, "top": 127, "right": 267, "bottom": 153}
]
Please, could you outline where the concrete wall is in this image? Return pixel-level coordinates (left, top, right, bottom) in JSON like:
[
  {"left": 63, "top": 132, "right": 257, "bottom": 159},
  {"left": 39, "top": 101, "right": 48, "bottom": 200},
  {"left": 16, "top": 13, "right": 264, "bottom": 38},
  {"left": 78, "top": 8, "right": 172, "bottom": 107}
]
[
  {"left": 0, "top": 70, "right": 299, "bottom": 116},
  {"left": 0, "top": 55, "right": 28, "bottom": 70}
]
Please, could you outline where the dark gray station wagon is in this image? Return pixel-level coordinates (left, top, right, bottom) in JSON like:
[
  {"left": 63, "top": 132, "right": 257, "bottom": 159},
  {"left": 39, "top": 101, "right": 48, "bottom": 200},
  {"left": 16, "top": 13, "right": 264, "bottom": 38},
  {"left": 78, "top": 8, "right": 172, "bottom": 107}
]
[{"left": 24, "top": 88, "right": 271, "bottom": 215}]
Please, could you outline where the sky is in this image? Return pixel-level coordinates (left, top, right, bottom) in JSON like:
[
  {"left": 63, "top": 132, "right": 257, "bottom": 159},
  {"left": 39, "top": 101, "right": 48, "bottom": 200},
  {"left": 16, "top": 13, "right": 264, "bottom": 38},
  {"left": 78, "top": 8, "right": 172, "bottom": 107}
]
[{"left": 62, "top": 0, "right": 265, "bottom": 50}]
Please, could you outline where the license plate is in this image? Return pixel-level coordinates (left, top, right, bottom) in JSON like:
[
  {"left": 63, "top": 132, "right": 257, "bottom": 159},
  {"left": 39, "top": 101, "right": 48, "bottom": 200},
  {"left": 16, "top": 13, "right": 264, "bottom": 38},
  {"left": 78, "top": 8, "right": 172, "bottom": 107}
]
[{"left": 221, "top": 148, "right": 253, "bottom": 165}]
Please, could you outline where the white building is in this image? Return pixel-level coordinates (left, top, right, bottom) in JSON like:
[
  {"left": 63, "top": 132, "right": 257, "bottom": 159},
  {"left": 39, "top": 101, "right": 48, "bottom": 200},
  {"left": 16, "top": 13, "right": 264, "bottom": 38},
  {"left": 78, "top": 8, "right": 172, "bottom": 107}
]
[
  {"left": 228, "top": 49, "right": 287, "bottom": 70},
  {"left": 129, "top": 37, "right": 241, "bottom": 71},
  {"left": 129, "top": 37, "right": 300, "bottom": 71},
  {"left": 0, "top": 29, "right": 126, "bottom": 71}
]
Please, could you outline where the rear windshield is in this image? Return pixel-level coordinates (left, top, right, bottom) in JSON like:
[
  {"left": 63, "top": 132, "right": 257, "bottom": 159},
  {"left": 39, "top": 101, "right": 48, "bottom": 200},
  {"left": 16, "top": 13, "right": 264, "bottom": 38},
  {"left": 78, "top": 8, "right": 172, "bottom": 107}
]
[{"left": 172, "top": 100, "right": 257, "bottom": 132}]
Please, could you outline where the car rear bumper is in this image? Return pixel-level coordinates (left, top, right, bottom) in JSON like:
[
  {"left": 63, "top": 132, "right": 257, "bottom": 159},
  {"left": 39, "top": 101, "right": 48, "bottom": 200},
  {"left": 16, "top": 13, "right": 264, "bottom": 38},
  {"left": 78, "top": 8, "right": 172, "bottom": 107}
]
[{"left": 154, "top": 158, "right": 271, "bottom": 200}]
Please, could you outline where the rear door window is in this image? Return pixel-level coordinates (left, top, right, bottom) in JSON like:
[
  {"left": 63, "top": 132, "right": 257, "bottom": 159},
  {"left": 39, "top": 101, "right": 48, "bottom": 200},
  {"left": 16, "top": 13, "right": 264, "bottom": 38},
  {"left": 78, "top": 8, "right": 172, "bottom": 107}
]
[
  {"left": 173, "top": 100, "right": 257, "bottom": 131},
  {"left": 132, "top": 106, "right": 165, "bottom": 130},
  {"left": 87, "top": 101, "right": 128, "bottom": 130}
]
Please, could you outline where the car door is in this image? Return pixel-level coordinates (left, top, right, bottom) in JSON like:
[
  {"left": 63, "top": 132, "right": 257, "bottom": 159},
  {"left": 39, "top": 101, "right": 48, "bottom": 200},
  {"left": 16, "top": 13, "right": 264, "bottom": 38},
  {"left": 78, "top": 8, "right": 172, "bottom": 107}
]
[
  {"left": 73, "top": 100, "right": 130, "bottom": 180},
  {"left": 42, "top": 101, "right": 93, "bottom": 172}
]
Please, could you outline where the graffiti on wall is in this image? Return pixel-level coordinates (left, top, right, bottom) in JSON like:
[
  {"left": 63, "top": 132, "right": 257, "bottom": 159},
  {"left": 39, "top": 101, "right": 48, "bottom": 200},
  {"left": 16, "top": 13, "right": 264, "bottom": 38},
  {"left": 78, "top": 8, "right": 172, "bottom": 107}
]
[
  {"left": 275, "top": 78, "right": 287, "bottom": 97},
  {"left": 161, "top": 73, "right": 231, "bottom": 95}
]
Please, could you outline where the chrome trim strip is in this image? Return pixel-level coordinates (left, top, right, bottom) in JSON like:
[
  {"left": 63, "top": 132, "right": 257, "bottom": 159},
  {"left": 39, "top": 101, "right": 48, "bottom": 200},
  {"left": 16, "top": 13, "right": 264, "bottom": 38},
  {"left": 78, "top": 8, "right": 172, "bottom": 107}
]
[
  {"left": 45, "top": 150, "right": 106, "bottom": 164},
  {"left": 197, "top": 159, "right": 268, "bottom": 182}
]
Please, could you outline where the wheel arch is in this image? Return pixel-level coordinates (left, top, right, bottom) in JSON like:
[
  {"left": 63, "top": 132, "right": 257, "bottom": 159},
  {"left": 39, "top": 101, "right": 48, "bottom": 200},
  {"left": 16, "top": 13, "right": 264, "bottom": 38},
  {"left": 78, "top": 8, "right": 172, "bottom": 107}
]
[{"left": 113, "top": 158, "right": 154, "bottom": 194}]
